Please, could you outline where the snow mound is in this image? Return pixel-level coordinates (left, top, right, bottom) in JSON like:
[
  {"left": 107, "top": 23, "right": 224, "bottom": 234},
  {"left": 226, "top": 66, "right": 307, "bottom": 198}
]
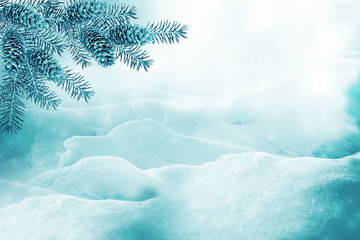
[
  {"left": 0, "top": 195, "right": 155, "bottom": 240},
  {"left": 29, "top": 156, "right": 158, "bottom": 201},
  {"left": 2, "top": 153, "right": 360, "bottom": 239},
  {"left": 146, "top": 152, "right": 360, "bottom": 240},
  {"left": 60, "top": 119, "right": 250, "bottom": 168},
  {"left": 0, "top": 180, "right": 55, "bottom": 208}
]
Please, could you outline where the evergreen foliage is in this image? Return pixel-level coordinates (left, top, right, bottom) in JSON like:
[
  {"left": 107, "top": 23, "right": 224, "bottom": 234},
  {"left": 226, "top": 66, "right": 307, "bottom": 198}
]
[
  {"left": 80, "top": 27, "right": 115, "bottom": 67},
  {"left": 2, "top": 3, "right": 45, "bottom": 30},
  {"left": 109, "top": 24, "right": 154, "bottom": 46},
  {"left": 2, "top": 30, "right": 25, "bottom": 74},
  {"left": 64, "top": 0, "right": 106, "bottom": 24},
  {"left": 27, "top": 49, "right": 65, "bottom": 82},
  {"left": 0, "top": 0, "right": 187, "bottom": 134}
]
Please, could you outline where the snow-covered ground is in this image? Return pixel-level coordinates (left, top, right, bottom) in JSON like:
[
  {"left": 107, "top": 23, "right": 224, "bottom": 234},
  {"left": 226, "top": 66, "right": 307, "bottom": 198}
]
[{"left": 1, "top": 0, "right": 360, "bottom": 239}]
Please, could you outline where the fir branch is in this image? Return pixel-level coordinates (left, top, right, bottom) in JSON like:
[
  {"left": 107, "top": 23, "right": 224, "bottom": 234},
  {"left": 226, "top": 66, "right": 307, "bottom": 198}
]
[
  {"left": 0, "top": 0, "right": 10, "bottom": 7},
  {"left": 115, "top": 45, "right": 153, "bottom": 71},
  {"left": 0, "top": 74, "right": 25, "bottom": 134},
  {"left": 32, "top": 0, "right": 64, "bottom": 18},
  {"left": 0, "top": 21, "right": 11, "bottom": 38},
  {"left": 35, "top": 1, "right": 66, "bottom": 32},
  {"left": 147, "top": 20, "right": 188, "bottom": 44},
  {"left": 80, "top": 27, "right": 115, "bottom": 67},
  {"left": 92, "top": 4, "right": 137, "bottom": 31},
  {"left": 43, "top": 17, "right": 66, "bottom": 33},
  {"left": 66, "top": 31, "right": 92, "bottom": 68},
  {"left": 64, "top": 0, "right": 107, "bottom": 24},
  {"left": 21, "top": 64, "right": 61, "bottom": 110},
  {"left": 58, "top": 68, "right": 94, "bottom": 102},
  {"left": 16, "top": 0, "right": 47, "bottom": 5},
  {"left": 2, "top": 3, "right": 45, "bottom": 30},
  {"left": 27, "top": 49, "right": 93, "bottom": 102},
  {"left": 0, "top": 0, "right": 188, "bottom": 134},
  {"left": 1, "top": 29, "right": 26, "bottom": 74},
  {"left": 22, "top": 28, "right": 66, "bottom": 55},
  {"left": 109, "top": 24, "right": 154, "bottom": 46},
  {"left": 27, "top": 49, "right": 65, "bottom": 83}
]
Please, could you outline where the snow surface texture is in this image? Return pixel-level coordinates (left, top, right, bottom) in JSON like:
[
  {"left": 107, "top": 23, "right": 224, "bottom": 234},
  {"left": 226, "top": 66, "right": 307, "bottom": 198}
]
[
  {"left": 1, "top": 154, "right": 360, "bottom": 239},
  {"left": 2, "top": 0, "right": 360, "bottom": 239}
]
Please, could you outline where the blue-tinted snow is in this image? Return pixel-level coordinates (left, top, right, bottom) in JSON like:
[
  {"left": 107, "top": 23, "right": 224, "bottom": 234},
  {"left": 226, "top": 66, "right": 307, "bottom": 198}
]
[{"left": 1, "top": 0, "right": 360, "bottom": 239}]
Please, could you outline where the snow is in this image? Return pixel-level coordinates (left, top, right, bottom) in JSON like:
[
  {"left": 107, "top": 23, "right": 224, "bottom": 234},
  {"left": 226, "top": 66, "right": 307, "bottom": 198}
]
[
  {"left": 0, "top": 195, "right": 150, "bottom": 240},
  {"left": 0, "top": 180, "right": 55, "bottom": 208},
  {"left": 2, "top": 0, "right": 360, "bottom": 239},
  {"left": 29, "top": 156, "right": 158, "bottom": 201},
  {"left": 1, "top": 153, "right": 359, "bottom": 239},
  {"left": 60, "top": 119, "right": 250, "bottom": 168},
  {"left": 145, "top": 153, "right": 360, "bottom": 239}
]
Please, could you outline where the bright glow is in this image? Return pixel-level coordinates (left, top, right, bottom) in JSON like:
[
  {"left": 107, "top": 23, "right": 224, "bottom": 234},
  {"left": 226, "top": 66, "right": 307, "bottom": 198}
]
[
  {"left": 315, "top": 32, "right": 340, "bottom": 54},
  {"left": 248, "top": 2, "right": 276, "bottom": 27},
  {"left": 307, "top": 69, "right": 333, "bottom": 94}
]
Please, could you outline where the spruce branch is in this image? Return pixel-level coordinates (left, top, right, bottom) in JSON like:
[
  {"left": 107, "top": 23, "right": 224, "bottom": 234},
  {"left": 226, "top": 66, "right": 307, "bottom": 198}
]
[
  {"left": 2, "top": 3, "right": 45, "bottom": 30},
  {"left": 115, "top": 45, "right": 153, "bottom": 72},
  {"left": 0, "top": 0, "right": 187, "bottom": 134},
  {"left": 65, "top": 29, "right": 93, "bottom": 68},
  {"left": 32, "top": 0, "right": 64, "bottom": 18},
  {"left": 16, "top": 0, "right": 47, "bottom": 5},
  {"left": 80, "top": 26, "right": 115, "bottom": 67},
  {"left": 92, "top": 4, "right": 137, "bottom": 31},
  {"left": 2, "top": 29, "right": 26, "bottom": 74},
  {"left": 59, "top": 68, "right": 94, "bottom": 102},
  {"left": 0, "top": 74, "right": 25, "bottom": 134},
  {"left": 147, "top": 20, "right": 188, "bottom": 44},
  {"left": 22, "top": 28, "right": 66, "bottom": 55},
  {"left": 21, "top": 61, "right": 61, "bottom": 110},
  {"left": 0, "top": 0, "right": 9, "bottom": 7},
  {"left": 43, "top": 17, "right": 66, "bottom": 33},
  {"left": 27, "top": 49, "right": 65, "bottom": 83},
  {"left": 27, "top": 49, "right": 94, "bottom": 102},
  {"left": 64, "top": 0, "right": 106, "bottom": 24},
  {"left": 23, "top": 73, "right": 61, "bottom": 110},
  {"left": 109, "top": 24, "right": 154, "bottom": 46},
  {"left": 0, "top": 21, "right": 11, "bottom": 37}
]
